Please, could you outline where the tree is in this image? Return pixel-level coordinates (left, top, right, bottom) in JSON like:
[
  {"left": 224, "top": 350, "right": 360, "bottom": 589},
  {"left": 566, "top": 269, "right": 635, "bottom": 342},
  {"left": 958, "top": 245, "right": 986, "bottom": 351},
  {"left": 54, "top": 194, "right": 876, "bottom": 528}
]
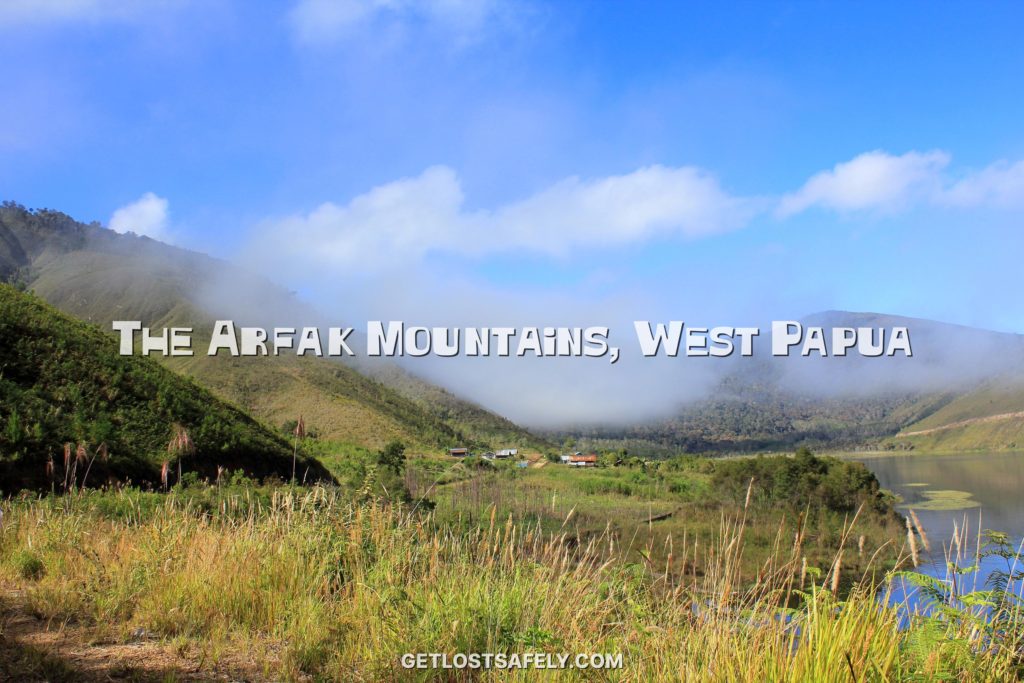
[{"left": 377, "top": 440, "right": 406, "bottom": 475}]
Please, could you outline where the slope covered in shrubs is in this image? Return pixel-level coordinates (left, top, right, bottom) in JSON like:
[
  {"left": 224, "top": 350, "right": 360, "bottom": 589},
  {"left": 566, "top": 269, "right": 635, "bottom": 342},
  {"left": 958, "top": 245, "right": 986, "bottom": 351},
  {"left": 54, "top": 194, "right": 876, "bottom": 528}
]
[{"left": 0, "top": 284, "right": 331, "bottom": 492}]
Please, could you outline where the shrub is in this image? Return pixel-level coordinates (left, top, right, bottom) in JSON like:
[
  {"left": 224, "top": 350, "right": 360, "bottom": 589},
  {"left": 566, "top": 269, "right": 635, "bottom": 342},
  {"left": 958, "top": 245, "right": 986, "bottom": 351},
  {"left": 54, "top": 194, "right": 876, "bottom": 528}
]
[{"left": 12, "top": 548, "right": 45, "bottom": 580}]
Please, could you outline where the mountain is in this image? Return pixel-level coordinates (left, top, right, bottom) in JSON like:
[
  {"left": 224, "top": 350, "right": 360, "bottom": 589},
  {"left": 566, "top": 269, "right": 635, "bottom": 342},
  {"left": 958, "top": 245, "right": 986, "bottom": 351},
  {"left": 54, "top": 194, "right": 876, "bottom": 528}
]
[
  {"left": 0, "top": 202, "right": 548, "bottom": 454},
  {"left": 7, "top": 201, "right": 1022, "bottom": 457},
  {"left": 0, "top": 284, "right": 331, "bottom": 492},
  {"left": 559, "top": 312, "right": 1024, "bottom": 456}
]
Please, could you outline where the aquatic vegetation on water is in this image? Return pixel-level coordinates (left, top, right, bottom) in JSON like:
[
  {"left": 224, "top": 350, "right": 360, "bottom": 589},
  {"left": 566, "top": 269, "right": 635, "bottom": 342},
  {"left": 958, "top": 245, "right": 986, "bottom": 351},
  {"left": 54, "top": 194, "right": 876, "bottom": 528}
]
[{"left": 901, "top": 489, "right": 981, "bottom": 511}]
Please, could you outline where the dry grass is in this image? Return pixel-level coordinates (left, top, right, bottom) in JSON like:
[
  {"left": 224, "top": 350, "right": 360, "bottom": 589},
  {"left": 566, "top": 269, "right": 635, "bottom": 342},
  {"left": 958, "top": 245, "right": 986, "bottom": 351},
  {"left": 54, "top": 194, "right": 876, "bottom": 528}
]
[{"left": 0, "top": 487, "right": 1021, "bottom": 681}]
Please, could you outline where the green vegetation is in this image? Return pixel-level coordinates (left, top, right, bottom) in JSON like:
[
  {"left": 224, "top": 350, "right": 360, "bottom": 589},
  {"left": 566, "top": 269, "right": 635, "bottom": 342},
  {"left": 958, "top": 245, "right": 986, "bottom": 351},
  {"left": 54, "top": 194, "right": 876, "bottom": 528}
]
[
  {"left": 423, "top": 448, "right": 904, "bottom": 582},
  {"left": 560, "top": 385, "right": 957, "bottom": 457},
  {"left": 905, "top": 379, "right": 1024, "bottom": 431},
  {"left": 893, "top": 380, "right": 1024, "bottom": 452},
  {"left": 1, "top": 477, "right": 1021, "bottom": 681},
  {"left": 0, "top": 202, "right": 549, "bottom": 455},
  {"left": 901, "top": 489, "right": 981, "bottom": 511},
  {"left": 3, "top": 199, "right": 1024, "bottom": 677},
  {"left": 875, "top": 375, "right": 1024, "bottom": 452},
  {"left": 0, "top": 284, "right": 330, "bottom": 491}
]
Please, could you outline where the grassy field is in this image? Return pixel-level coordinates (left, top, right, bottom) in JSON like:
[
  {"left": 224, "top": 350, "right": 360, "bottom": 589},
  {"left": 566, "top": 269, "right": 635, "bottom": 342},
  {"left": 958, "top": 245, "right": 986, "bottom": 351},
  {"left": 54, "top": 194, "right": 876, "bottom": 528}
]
[
  {"left": 413, "top": 453, "right": 906, "bottom": 583},
  {"left": 2, "top": 452, "right": 1022, "bottom": 681}
]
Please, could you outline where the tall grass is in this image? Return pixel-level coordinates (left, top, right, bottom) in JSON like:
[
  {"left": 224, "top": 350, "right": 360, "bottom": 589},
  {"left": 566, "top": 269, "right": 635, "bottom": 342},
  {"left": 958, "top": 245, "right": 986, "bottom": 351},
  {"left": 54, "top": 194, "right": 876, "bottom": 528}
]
[{"left": 1, "top": 486, "right": 1022, "bottom": 681}]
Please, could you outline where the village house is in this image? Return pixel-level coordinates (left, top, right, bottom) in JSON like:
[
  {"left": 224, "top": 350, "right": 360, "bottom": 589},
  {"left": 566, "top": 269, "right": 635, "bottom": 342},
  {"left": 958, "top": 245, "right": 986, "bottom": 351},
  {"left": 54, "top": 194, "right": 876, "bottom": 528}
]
[
  {"left": 496, "top": 448, "right": 518, "bottom": 458},
  {"left": 448, "top": 447, "right": 469, "bottom": 457},
  {"left": 563, "top": 453, "right": 598, "bottom": 467}
]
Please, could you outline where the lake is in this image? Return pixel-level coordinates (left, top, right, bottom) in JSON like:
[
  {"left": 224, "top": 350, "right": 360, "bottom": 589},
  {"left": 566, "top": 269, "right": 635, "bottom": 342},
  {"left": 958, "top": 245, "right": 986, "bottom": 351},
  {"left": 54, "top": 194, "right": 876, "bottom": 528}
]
[{"left": 852, "top": 451, "right": 1024, "bottom": 612}]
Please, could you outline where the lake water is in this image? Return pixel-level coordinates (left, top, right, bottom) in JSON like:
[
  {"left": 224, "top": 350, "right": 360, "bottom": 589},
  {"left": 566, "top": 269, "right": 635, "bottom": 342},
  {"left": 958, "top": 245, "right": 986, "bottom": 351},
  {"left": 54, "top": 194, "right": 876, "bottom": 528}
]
[{"left": 852, "top": 451, "right": 1024, "bottom": 612}]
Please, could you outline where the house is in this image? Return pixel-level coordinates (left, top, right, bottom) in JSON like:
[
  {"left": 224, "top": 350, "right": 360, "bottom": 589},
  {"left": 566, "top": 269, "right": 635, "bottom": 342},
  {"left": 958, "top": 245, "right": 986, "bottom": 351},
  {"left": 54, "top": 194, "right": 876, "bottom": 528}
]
[
  {"left": 559, "top": 451, "right": 583, "bottom": 464},
  {"left": 568, "top": 454, "right": 598, "bottom": 467},
  {"left": 449, "top": 447, "right": 469, "bottom": 457},
  {"left": 496, "top": 448, "right": 518, "bottom": 458}
]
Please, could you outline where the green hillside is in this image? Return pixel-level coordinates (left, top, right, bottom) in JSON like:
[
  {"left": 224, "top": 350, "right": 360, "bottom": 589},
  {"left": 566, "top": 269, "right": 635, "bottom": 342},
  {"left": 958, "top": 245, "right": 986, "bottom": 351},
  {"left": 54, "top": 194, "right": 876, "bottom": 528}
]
[
  {"left": 364, "top": 363, "right": 550, "bottom": 449},
  {"left": 163, "top": 351, "right": 463, "bottom": 451},
  {"left": 0, "top": 202, "right": 548, "bottom": 454},
  {"left": 893, "top": 378, "right": 1024, "bottom": 451},
  {"left": 0, "top": 284, "right": 331, "bottom": 492}
]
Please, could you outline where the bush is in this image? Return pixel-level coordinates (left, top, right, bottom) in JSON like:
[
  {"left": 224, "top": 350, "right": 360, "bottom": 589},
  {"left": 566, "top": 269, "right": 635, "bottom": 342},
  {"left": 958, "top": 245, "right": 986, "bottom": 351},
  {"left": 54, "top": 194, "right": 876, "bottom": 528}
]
[
  {"left": 12, "top": 549, "right": 45, "bottom": 580},
  {"left": 708, "top": 447, "right": 888, "bottom": 513}
]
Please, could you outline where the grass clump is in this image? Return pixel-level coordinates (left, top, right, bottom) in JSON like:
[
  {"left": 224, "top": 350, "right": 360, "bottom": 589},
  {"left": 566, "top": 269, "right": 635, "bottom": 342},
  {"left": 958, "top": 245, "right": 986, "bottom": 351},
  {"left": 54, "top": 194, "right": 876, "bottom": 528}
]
[{"left": 9, "top": 548, "right": 45, "bottom": 580}]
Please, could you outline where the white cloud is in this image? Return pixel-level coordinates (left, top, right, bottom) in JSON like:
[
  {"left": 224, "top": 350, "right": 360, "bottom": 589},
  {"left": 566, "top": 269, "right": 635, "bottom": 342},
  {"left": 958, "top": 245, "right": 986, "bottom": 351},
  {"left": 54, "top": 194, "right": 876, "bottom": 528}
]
[
  {"left": 253, "top": 164, "right": 756, "bottom": 273},
  {"left": 779, "top": 150, "right": 1024, "bottom": 217},
  {"left": 109, "top": 192, "right": 170, "bottom": 240},
  {"left": 777, "top": 150, "right": 950, "bottom": 217},
  {"left": 254, "top": 152, "right": 1024, "bottom": 279},
  {"left": 943, "top": 160, "right": 1024, "bottom": 209},
  {"left": 288, "top": 0, "right": 511, "bottom": 47}
]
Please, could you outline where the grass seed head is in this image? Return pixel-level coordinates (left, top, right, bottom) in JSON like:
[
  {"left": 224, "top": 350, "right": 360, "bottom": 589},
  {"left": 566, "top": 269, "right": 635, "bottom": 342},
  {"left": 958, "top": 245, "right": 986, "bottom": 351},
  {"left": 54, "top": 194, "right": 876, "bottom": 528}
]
[{"left": 906, "top": 517, "right": 920, "bottom": 567}]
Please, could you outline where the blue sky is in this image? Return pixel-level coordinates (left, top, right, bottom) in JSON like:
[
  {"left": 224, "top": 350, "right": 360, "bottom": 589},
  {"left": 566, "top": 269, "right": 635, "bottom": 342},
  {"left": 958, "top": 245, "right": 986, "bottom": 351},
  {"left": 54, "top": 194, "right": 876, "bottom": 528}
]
[{"left": 2, "top": 0, "right": 1024, "bottom": 340}]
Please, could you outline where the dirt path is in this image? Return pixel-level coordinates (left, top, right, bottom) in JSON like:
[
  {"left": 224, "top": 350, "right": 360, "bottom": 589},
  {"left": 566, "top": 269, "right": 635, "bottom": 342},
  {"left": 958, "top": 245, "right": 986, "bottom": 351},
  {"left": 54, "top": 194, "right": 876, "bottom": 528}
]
[
  {"left": 898, "top": 410, "right": 1024, "bottom": 437},
  {"left": 0, "top": 594, "right": 272, "bottom": 682}
]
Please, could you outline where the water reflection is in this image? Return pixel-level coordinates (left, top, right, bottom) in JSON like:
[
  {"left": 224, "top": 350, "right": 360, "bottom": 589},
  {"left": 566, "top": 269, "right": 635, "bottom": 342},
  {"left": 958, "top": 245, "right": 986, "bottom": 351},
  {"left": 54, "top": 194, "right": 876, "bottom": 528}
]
[{"left": 852, "top": 452, "right": 1024, "bottom": 615}]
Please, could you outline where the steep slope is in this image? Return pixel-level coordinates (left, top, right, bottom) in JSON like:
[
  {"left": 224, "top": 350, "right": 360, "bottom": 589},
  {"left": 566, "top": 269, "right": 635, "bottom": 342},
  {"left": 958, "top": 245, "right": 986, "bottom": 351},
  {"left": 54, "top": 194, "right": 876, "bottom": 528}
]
[
  {"left": 0, "top": 285, "right": 331, "bottom": 492},
  {"left": 0, "top": 202, "right": 547, "bottom": 453},
  {"left": 163, "top": 352, "right": 463, "bottom": 450}
]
